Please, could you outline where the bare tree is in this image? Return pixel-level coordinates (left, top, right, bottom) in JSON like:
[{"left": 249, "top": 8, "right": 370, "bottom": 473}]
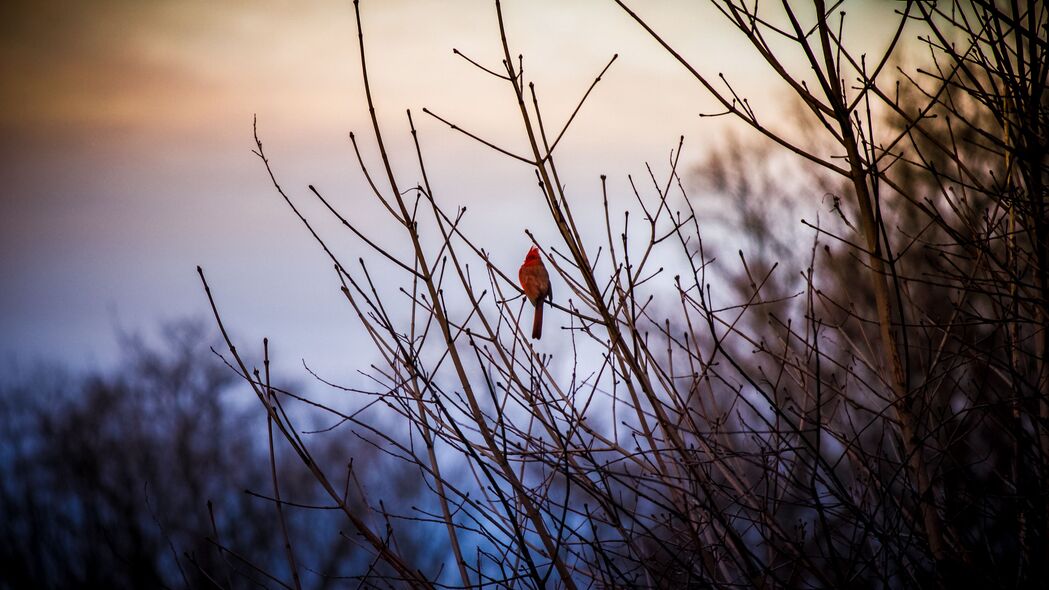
[{"left": 196, "top": 1, "right": 1047, "bottom": 587}]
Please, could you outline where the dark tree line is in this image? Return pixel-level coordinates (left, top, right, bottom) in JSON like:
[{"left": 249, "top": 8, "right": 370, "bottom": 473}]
[{"left": 0, "top": 322, "right": 441, "bottom": 589}]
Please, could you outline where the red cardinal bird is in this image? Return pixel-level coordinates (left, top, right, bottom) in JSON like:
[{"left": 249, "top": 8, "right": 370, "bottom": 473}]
[{"left": 518, "top": 246, "right": 552, "bottom": 339}]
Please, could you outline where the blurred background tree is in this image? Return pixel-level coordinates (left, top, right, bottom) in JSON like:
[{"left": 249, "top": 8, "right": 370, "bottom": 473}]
[{"left": 0, "top": 321, "right": 439, "bottom": 589}]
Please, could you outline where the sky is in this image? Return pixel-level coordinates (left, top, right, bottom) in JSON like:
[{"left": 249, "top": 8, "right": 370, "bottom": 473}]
[{"left": 0, "top": 0, "right": 902, "bottom": 379}]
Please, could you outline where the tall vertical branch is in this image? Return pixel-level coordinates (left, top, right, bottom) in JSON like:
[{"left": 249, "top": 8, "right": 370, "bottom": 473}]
[{"left": 350, "top": 1, "right": 575, "bottom": 586}]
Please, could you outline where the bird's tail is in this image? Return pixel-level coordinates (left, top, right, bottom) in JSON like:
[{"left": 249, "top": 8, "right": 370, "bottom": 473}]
[{"left": 532, "top": 300, "right": 544, "bottom": 340}]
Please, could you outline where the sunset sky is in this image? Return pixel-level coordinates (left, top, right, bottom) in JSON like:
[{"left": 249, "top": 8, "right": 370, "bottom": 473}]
[{"left": 0, "top": 1, "right": 900, "bottom": 377}]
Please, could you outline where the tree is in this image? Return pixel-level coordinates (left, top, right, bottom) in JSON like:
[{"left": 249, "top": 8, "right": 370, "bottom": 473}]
[
  {"left": 197, "top": 0, "right": 1047, "bottom": 587},
  {"left": 0, "top": 321, "right": 435, "bottom": 589}
]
